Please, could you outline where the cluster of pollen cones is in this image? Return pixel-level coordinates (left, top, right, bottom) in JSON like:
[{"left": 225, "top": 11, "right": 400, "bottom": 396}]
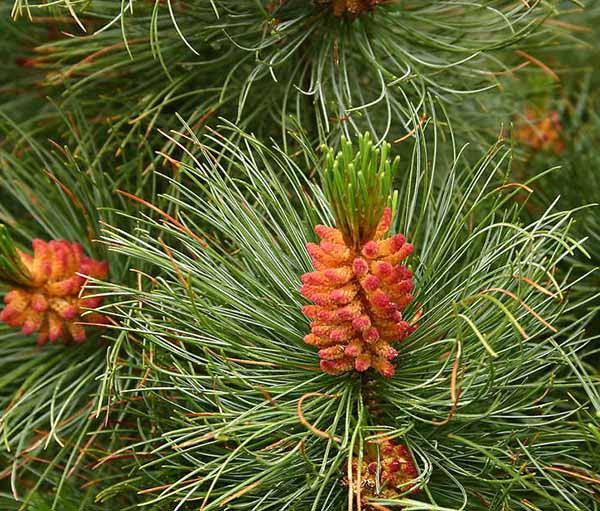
[
  {"left": 318, "top": 0, "right": 381, "bottom": 16},
  {"left": 301, "top": 208, "right": 415, "bottom": 377},
  {"left": 347, "top": 437, "right": 418, "bottom": 507},
  {"left": 0, "top": 239, "right": 109, "bottom": 345}
]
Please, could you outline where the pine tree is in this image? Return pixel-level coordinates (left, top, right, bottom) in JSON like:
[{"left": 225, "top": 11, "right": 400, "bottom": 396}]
[{"left": 0, "top": 1, "right": 598, "bottom": 510}]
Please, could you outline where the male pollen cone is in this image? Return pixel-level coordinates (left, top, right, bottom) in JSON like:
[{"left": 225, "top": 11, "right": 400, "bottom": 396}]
[
  {"left": 300, "top": 207, "right": 415, "bottom": 377},
  {"left": 0, "top": 239, "right": 109, "bottom": 345}
]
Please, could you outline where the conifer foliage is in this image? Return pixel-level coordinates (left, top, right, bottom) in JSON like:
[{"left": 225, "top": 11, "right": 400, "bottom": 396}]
[
  {"left": 95, "top": 126, "right": 596, "bottom": 510},
  {"left": 0, "top": 1, "right": 598, "bottom": 510}
]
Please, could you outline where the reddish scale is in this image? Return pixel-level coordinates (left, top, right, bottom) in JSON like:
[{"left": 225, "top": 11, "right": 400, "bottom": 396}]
[
  {"left": 347, "top": 437, "right": 419, "bottom": 508},
  {"left": 0, "top": 239, "right": 109, "bottom": 345},
  {"left": 301, "top": 207, "right": 415, "bottom": 377}
]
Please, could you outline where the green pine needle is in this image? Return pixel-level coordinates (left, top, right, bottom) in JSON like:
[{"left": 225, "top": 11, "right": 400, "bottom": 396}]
[
  {"left": 322, "top": 133, "right": 399, "bottom": 248},
  {"left": 0, "top": 225, "right": 30, "bottom": 287}
]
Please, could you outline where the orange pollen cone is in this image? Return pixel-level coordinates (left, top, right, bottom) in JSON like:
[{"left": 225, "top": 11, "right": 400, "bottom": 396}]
[
  {"left": 0, "top": 239, "right": 109, "bottom": 345},
  {"left": 301, "top": 207, "right": 415, "bottom": 377}
]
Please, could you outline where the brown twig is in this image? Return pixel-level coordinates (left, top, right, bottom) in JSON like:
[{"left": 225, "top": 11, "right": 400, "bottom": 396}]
[
  {"left": 296, "top": 392, "right": 341, "bottom": 442},
  {"left": 393, "top": 113, "right": 427, "bottom": 144},
  {"left": 432, "top": 341, "right": 463, "bottom": 426},
  {"left": 116, "top": 189, "right": 206, "bottom": 247},
  {"left": 480, "top": 287, "right": 558, "bottom": 333},
  {"left": 545, "top": 466, "right": 600, "bottom": 486},
  {"left": 219, "top": 479, "right": 262, "bottom": 507},
  {"left": 514, "top": 50, "right": 559, "bottom": 82}
]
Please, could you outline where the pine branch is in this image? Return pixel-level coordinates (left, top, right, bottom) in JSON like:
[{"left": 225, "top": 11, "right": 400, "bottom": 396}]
[
  {"left": 0, "top": 110, "right": 159, "bottom": 507},
  {"left": 97, "top": 123, "right": 600, "bottom": 510},
  {"left": 5, "top": 1, "right": 574, "bottom": 142}
]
